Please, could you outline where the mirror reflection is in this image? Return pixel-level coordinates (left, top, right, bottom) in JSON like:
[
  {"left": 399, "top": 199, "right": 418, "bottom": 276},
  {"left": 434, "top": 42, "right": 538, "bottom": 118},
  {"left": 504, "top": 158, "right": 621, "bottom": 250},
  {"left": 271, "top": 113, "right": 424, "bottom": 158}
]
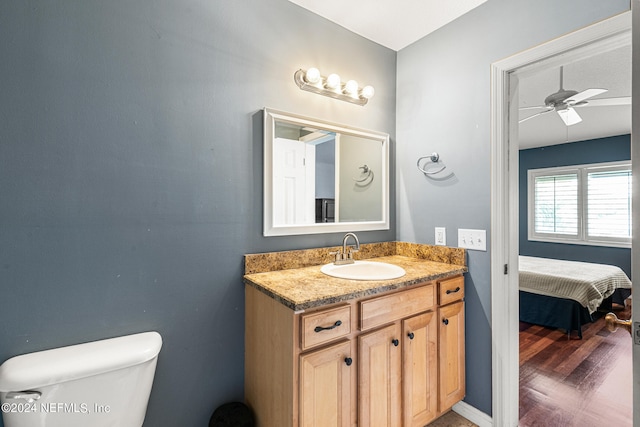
[{"left": 264, "top": 108, "right": 389, "bottom": 236}]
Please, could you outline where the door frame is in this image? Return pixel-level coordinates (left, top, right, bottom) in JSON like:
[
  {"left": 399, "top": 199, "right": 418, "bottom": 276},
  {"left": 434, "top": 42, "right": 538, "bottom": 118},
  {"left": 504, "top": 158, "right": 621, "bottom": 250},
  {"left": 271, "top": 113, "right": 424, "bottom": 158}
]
[{"left": 489, "top": 11, "right": 632, "bottom": 426}]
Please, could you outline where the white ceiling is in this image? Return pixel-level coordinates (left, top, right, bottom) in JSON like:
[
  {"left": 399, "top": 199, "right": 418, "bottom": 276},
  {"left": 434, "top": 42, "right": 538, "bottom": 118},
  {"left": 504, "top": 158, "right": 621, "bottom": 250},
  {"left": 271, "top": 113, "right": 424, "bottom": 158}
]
[
  {"left": 288, "top": 1, "right": 632, "bottom": 149},
  {"left": 287, "top": 0, "right": 488, "bottom": 51}
]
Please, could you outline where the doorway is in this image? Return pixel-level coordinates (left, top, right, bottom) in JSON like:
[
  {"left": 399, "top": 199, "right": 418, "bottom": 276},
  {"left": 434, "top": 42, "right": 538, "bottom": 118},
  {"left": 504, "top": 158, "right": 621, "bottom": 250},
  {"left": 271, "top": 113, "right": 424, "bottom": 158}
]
[{"left": 489, "top": 12, "right": 633, "bottom": 426}]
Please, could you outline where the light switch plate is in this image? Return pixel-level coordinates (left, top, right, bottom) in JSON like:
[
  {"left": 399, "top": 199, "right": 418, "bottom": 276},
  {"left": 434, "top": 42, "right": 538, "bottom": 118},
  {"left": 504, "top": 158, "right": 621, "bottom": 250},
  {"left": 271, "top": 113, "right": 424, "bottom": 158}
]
[
  {"left": 458, "top": 229, "right": 487, "bottom": 251},
  {"left": 435, "top": 227, "right": 446, "bottom": 246}
]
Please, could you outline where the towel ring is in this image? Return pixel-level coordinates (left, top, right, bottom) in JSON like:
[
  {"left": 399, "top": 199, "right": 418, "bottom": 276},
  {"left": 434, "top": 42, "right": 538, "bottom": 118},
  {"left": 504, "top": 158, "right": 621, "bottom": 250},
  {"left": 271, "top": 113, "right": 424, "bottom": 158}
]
[
  {"left": 353, "top": 165, "right": 374, "bottom": 185},
  {"left": 417, "top": 152, "right": 447, "bottom": 176}
]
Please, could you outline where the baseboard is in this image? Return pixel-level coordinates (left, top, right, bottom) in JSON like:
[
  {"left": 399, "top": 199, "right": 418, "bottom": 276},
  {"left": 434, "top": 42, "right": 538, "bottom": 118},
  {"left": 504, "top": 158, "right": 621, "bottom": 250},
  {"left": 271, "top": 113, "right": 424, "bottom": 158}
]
[{"left": 453, "top": 401, "right": 492, "bottom": 427}]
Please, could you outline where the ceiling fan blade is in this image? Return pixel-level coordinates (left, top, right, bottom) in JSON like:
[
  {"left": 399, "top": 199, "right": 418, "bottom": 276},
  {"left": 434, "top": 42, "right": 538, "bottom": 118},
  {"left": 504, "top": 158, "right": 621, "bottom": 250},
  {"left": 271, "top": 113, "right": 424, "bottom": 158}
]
[
  {"left": 518, "top": 108, "right": 554, "bottom": 124},
  {"left": 519, "top": 105, "right": 549, "bottom": 111},
  {"left": 565, "top": 88, "right": 608, "bottom": 104},
  {"left": 573, "top": 96, "right": 631, "bottom": 107},
  {"left": 557, "top": 107, "right": 582, "bottom": 126}
]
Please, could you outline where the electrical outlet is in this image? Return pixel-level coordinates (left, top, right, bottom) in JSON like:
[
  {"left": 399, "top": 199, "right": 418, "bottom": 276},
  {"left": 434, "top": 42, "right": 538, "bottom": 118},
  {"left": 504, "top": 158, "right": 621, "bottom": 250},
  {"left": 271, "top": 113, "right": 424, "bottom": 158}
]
[
  {"left": 435, "top": 227, "right": 446, "bottom": 246},
  {"left": 458, "top": 229, "right": 487, "bottom": 251}
]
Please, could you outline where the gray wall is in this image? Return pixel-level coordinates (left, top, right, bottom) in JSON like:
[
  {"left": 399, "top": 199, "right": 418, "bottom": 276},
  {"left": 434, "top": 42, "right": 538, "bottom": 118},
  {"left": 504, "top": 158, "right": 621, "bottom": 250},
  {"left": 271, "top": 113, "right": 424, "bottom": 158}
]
[
  {"left": 0, "top": 1, "right": 396, "bottom": 426},
  {"left": 396, "top": 0, "right": 629, "bottom": 415},
  {"left": 2, "top": 0, "right": 633, "bottom": 424}
]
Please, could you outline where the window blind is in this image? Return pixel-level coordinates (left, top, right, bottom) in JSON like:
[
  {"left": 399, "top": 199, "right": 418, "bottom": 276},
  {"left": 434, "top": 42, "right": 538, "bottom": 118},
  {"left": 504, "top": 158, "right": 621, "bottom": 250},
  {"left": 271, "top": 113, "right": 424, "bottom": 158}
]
[
  {"left": 587, "top": 169, "right": 632, "bottom": 238},
  {"left": 534, "top": 174, "right": 578, "bottom": 235}
]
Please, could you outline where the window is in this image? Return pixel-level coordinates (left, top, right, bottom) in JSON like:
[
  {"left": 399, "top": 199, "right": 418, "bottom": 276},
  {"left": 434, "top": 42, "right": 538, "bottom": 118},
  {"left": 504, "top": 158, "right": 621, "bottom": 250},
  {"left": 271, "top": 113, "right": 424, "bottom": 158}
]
[{"left": 528, "top": 161, "right": 631, "bottom": 247}]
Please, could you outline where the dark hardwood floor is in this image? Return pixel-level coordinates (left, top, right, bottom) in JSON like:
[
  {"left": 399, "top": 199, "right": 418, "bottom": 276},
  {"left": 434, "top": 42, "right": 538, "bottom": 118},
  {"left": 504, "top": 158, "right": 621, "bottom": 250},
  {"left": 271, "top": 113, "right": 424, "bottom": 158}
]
[{"left": 519, "top": 301, "right": 632, "bottom": 426}]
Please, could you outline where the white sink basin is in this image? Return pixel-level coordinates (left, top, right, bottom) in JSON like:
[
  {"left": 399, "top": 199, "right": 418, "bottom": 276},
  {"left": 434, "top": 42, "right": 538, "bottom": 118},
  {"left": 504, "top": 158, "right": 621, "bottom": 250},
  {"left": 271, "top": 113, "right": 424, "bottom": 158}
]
[{"left": 320, "top": 260, "right": 406, "bottom": 281}]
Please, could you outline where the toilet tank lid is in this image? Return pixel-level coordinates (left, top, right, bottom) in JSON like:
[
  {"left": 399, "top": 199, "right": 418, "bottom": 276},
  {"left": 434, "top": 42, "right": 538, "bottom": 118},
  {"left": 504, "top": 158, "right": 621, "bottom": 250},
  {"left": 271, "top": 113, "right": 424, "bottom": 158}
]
[{"left": 0, "top": 331, "right": 162, "bottom": 391}]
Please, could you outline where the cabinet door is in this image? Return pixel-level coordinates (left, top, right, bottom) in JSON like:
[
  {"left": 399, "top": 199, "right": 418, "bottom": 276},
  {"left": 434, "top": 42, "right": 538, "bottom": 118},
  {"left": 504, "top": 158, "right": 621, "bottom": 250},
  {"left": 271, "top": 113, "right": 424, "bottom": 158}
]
[
  {"left": 358, "top": 323, "right": 402, "bottom": 427},
  {"left": 439, "top": 301, "right": 465, "bottom": 412},
  {"left": 402, "top": 311, "right": 438, "bottom": 427},
  {"left": 299, "top": 340, "right": 353, "bottom": 427}
]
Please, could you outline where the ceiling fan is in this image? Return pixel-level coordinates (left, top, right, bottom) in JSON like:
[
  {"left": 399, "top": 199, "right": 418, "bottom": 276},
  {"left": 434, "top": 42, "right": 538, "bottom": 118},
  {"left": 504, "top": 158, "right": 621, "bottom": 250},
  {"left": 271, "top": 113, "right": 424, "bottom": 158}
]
[{"left": 519, "top": 66, "right": 628, "bottom": 126}]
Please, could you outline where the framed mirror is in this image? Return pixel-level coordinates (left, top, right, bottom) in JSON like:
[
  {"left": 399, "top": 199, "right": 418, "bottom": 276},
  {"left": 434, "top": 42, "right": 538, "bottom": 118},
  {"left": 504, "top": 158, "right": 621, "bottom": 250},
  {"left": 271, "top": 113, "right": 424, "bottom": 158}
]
[{"left": 263, "top": 108, "right": 390, "bottom": 236}]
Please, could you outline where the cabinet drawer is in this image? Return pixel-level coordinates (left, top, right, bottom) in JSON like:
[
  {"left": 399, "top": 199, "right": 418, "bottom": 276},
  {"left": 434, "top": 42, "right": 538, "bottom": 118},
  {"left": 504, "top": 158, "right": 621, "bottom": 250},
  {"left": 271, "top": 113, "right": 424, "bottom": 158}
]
[
  {"left": 300, "top": 304, "right": 352, "bottom": 351},
  {"left": 360, "top": 284, "right": 435, "bottom": 331},
  {"left": 439, "top": 276, "right": 464, "bottom": 306}
]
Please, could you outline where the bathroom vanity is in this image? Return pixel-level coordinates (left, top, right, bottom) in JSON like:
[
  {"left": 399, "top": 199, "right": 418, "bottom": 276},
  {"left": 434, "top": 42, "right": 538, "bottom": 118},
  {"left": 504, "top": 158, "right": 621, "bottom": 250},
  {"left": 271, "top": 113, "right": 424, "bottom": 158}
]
[{"left": 243, "top": 242, "right": 467, "bottom": 427}]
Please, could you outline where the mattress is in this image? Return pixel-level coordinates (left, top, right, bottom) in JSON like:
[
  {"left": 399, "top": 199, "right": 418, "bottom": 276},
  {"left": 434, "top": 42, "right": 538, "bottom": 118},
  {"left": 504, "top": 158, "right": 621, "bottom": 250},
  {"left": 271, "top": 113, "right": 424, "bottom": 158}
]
[{"left": 519, "top": 256, "right": 632, "bottom": 314}]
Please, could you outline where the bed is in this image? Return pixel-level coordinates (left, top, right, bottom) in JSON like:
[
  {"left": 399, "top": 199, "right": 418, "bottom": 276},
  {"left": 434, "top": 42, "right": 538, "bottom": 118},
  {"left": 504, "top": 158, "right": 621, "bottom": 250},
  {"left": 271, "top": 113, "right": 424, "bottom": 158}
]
[{"left": 519, "top": 256, "right": 632, "bottom": 338}]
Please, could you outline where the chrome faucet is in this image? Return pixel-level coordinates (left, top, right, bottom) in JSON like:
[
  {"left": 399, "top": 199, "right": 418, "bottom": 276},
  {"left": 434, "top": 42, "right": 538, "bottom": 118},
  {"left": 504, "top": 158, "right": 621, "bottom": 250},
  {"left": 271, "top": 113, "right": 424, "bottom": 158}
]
[{"left": 332, "top": 232, "right": 360, "bottom": 265}]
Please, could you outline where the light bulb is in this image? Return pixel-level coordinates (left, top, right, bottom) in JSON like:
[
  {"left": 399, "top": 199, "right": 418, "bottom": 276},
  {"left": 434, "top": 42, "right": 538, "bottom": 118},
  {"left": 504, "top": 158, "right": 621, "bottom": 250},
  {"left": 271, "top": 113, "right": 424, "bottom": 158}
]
[
  {"left": 344, "top": 80, "right": 358, "bottom": 95},
  {"left": 304, "top": 68, "right": 321, "bottom": 84},
  {"left": 361, "top": 85, "right": 375, "bottom": 99},
  {"left": 325, "top": 73, "right": 341, "bottom": 90}
]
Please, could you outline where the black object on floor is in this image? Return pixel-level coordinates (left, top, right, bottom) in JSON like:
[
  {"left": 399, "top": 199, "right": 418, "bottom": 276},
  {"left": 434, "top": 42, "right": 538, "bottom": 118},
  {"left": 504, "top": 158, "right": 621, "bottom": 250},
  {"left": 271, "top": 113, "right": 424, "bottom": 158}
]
[{"left": 209, "top": 402, "right": 255, "bottom": 427}]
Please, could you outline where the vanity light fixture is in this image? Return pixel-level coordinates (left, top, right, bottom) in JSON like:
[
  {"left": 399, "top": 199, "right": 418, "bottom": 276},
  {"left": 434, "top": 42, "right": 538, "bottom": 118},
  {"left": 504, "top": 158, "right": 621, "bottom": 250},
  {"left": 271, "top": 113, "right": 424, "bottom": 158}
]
[{"left": 294, "top": 68, "right": 374, "bottom": 106}]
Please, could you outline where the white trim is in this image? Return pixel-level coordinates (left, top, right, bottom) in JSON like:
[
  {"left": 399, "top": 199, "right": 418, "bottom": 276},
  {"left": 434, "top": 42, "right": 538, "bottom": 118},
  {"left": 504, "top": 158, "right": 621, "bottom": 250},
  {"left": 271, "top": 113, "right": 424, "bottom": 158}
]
[
  {"left": 490, "top": 11, "right": 631, "bottom": 427},
  {"left": 490, "top": 56, "right": 520, "bottom": 427},
  {"left": 527, "top": 167, "right": 581, "bottom": 242},
  {"left": 453, "top": 401, "right": 492, "bottom": 427},
  {"left": 632, "top": 4, "right": 640, "bottom": 423}
]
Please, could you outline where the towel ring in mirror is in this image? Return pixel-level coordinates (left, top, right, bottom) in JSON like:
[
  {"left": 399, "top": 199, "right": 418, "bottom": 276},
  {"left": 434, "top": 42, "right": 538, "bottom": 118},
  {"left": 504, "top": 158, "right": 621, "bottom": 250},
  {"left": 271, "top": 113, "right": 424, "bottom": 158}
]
[{"left": 353, "top": 164, "right": 374, "bottom": 185}]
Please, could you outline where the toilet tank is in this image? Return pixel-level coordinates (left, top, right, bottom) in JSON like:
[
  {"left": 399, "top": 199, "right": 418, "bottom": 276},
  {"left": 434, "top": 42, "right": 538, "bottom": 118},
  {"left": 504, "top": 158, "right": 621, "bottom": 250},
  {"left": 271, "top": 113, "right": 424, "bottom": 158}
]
[{"left": 0, "top": 331, "right": 162, "bottom": 427}]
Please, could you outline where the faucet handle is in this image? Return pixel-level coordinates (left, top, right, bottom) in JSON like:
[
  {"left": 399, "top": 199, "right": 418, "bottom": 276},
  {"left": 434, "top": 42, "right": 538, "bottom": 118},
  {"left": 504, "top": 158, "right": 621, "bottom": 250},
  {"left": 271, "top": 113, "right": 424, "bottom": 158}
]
[
  {"left": 345, "top": 246, "right": 358, "bottom": 260},
  {"left": 329, "top": 250, "right": 344, "bottom": 262}
]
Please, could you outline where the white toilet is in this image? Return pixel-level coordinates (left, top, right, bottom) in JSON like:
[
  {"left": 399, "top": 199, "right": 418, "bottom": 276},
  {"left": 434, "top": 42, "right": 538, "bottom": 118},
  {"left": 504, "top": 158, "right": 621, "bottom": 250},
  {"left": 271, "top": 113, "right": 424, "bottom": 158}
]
[{"left": 0, "top": 331, "right": 162, "bottom": 427}]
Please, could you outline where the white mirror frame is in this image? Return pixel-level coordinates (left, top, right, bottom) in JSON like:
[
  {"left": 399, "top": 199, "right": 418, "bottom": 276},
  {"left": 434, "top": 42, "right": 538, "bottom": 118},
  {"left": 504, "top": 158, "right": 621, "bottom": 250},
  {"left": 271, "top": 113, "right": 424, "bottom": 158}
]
[{"left": 263, "top": 107, "right": 390, "bottom": 236}]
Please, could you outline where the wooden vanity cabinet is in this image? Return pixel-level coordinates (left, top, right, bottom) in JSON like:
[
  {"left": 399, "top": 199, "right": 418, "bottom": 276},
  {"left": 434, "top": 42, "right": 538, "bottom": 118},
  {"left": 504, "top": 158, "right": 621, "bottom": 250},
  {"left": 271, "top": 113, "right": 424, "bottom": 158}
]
[
  {"left": 358, "top": 284, "right": 437, "bottom": 427},
  {"left": 437, "top": 276, "right": 465, "bottom": 413},
  {"left": 298, "top": 304, "right": 355, "bottom": 427},
  {"left": 244, "top": 274, "right": 465, "bottom": 427},
  {"left": 402, "top": 311, "right": 439, "bottom": 426},
  {"left": 358, "top": 322, "right": 402, "bottom": 426},
  {"left": 357, "top": 310, "right": 439, "bottom": 427},
  {"left": 299, "top": 340, "right": 353, "bottom": 426},
  {"left": 245, "top": 287, "right": 356, "bottom": 427}
]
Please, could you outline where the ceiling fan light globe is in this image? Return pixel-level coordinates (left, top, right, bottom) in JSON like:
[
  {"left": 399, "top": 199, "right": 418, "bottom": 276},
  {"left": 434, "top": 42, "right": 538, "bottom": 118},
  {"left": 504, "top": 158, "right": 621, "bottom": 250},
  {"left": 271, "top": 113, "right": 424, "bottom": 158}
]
[{"left": 557, "top": 107, "right": 582, "bottom": 126}]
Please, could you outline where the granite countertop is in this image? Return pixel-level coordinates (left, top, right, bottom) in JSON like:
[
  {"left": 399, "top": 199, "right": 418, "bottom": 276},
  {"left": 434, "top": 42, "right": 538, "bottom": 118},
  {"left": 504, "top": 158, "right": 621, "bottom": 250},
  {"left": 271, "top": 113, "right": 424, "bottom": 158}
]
[{"left": 244, "top": 242, "right": 467, "bottom": 311}]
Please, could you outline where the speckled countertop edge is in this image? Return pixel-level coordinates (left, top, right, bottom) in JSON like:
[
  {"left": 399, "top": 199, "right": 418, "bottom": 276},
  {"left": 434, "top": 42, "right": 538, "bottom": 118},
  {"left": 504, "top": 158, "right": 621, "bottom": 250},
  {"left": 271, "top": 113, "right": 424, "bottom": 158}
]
[{"left": 243, "top": 243, "right": 467, "bottom": 311}]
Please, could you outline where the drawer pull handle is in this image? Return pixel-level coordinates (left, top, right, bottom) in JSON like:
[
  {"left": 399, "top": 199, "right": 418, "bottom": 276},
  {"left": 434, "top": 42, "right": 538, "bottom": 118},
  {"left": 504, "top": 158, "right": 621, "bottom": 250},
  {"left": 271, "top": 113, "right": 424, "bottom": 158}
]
[
  {"left": 392, "top": 339, "right": 399, "bottom": 347},
  {"left": 314, "top": 320, "right": 342, "bottom": 333},
  {"left": 407, "top": 332, "right": 415, "bottom": 340},
  {"left": 446, "top": 286, "right": 461, "bottom": 294},
  {"left": 344, "top": 357, "right": 353, "bottom": 366},
  {"left": 443, "top": 318, "right": 449, "bottom": 325}
]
